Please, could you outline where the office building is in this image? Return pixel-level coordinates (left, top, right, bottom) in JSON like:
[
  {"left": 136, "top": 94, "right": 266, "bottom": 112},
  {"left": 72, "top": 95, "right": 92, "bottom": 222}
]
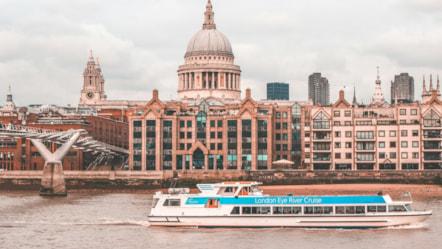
[
  {"left": 267, "top": 82, "right": 289, "bottom": 100},
  {"left": 308, "top": 73, "right": 329, "bottom": 105}
]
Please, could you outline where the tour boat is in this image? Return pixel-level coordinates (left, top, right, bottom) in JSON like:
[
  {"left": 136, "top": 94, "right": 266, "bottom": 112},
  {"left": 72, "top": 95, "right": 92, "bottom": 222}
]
[{"left": 148, "top": 181, "right": 432, "bottom": 228}]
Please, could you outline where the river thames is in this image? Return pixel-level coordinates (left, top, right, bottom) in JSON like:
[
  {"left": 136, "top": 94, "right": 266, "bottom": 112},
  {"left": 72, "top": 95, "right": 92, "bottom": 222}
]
[{"left": 0, "top": 189, "right": 440, "bottom": 249}]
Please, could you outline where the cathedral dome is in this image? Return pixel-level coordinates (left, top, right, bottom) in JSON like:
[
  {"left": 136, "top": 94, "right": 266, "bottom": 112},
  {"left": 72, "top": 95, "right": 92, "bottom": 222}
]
[{"left": 186, "top": 29, "right": 233, "bottom": 56}]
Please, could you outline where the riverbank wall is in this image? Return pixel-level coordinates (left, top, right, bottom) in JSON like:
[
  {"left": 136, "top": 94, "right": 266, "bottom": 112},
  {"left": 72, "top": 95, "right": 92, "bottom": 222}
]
[{"left": 0, "top": 170, "right": 440, "bottom": 190}]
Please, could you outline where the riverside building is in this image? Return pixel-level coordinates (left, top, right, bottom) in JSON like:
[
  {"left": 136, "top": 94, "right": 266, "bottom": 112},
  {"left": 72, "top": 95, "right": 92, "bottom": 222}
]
[{"left": 127, "top": 1, "right": 441, "bottom": 171}]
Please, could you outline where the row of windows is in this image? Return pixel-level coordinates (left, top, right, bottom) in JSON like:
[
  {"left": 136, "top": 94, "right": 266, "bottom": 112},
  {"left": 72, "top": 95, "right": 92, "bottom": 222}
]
[{"left": 230, "top": 205, "right": 408, "bottom": 215}]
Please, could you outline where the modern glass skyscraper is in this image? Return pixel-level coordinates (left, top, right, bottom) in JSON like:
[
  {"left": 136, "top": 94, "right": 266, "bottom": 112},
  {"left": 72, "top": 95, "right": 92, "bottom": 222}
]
[
  {"left": 391, "top": 73, "right": 414, "bottom": 104},
  {"left": 267, "top": 82, "right": 289, "bottom": 100},
  {"left": 308, "top": 73, "right": 329, "bottom": 105}
]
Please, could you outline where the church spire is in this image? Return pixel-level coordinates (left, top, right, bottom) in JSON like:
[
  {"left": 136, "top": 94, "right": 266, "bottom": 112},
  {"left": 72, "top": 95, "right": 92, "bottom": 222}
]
[
  {"left": 88, "top": 49, "right": 94, "bottom": 62},
  {"left": 430, "top": 74, "right": 433, "bottom": 90},
  {"left": 352, "top": 83, "right": 357, "bottom": 105},
  {"left": 203, "top": 0, "right": 216, "bottom": 29},
  {"left": 423, "top": 75, "right": 426, "bottom": 93}
]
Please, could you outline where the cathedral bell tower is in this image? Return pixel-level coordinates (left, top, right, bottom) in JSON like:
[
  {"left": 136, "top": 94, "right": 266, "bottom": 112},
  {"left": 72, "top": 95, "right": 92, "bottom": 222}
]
[{"left": 79, "top": 50, "right": 106, "bottom": 106}]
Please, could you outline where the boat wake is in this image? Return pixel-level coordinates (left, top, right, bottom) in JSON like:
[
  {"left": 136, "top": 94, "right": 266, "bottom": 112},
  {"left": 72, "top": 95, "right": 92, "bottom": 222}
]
[
  {"left": 384, "top": 222, "right": 428, "bottom": 230},
  {"left": 95, "top": 218, "right": 150, "bottom": 227}
]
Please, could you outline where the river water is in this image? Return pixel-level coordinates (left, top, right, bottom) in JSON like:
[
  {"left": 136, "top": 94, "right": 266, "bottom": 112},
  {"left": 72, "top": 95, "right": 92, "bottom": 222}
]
[{"left": 0, "top": 190, "right": 440, "bottom": 249}]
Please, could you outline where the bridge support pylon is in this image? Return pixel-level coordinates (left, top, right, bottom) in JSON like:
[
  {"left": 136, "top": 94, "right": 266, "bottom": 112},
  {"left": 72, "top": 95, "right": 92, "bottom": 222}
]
[{"left": 31, "top": 132, "right": 81, "bottom": 197}]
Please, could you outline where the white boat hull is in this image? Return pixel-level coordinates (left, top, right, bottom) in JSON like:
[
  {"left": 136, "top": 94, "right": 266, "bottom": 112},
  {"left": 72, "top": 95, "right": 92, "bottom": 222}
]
[{"left": 148, "top": 212, "right": 431, "bottom": 228}]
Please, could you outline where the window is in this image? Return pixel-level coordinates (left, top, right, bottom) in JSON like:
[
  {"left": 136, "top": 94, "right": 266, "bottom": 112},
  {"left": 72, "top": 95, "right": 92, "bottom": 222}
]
[
  {"left": 345, "top": 142, "right": 352, "bottom": 148},
  {"left": 356, "top": 131, "right": 374, "bottom": 139},
  {"left": 180, "top": 120, "right": 185, "bottom": 128},
  {"left": 276, "top": 122, "right": 281, "bottom": 129},
  {"left": 334, "top": 121, "right": 341, "bottom": 126},
  {"left": 180, "top": 132, "right": 185, "bottom": 139},
  {"left": 180, "top": 143, "right": 185, "bottom": 150},
  {"left": 335, "top": 142, "right": 341, "bottom": 148},
  {"left": 401, "top": 130, "right": 408, "bottom": 137},
  {"left": 345, "top": 110, "right": 351, "bottom": 117},
  {"left": 400, "top": 120, "right": 406, "bottom": 124},
  {"left": 401, "top": 141, "right": 408, "bottom": 148},
  {"left": 210, "top": 132, "right": 215, "bottom": 139},
  {"left": 276, "top": 144, "right": 281, "bottom": 150},
  {"left": 335, "top": 131, "right": 341, "bottom": 137},
  {"left": 401, "top": 152, "right": 408, "bottom": 159},
  {"left": 210, "top": 120, "right": 216, "bottom": 127},
  {"left": 276, "top": 134, "right": 281, "bottom": 140},
  {"left": 210, "top": 143, "right": 216, "bottom": 150},
  {"left": 313, "top": 112, "right": 330, "bottom": 129},
  {"left": 412, "top": 130, "right": 418, "bottom": 136},
  {"left": 282, "top": 134, "right": 288, "bottom": 140},
  {"left": 379, "top": 131, "right": 385, "bottom": 137},
  {"left": 400, "top": 109, "right": 406, "bottom": 115},
  {"left": 390, "top": 152, "right": 396, "bottom": 159},
  {"left": 335, "top": 153, "right": 341, "bottom": 159},
  {"left": 412, "top": 141, "right": 419, "bottom": 147},
  {"left": 282, "top": 123, "right": 288, "bottom": 129},
  {"left": 334, "top": 111, "right": 340, "bottom": 117},
  {"left": 412, "top": 152, "right": 419, "bottom": 158},
  {"left": 163, "top": 199, "right": 181, "bottom": 206},
  {"left": 282, "top": 144, "right": 288, "bottom": 151},
  {"left": 187, "top": 132, "right": 192, "bottom": 138},
  {"left": 379, "top": 142, "right": 385, "bottom": 148},
  {"left": 218, "top": 143, "right": 223, "bottom": 150},
  {"left": 187, "top": 120, "right": 192, "bottom": 127},
  {"left": 390, "top": 131, "right": 396, "bottom": 137},
  {"left": 218, "top": 132, "right": 222, "bottom": 139},
  {"left": 379, "top": 152, "right": 385, "bottom": 159},
  {"left": 283, "top": 112, "right": 287, "bottom": 119},
  {"left": 411, "top": 109, "right": 417, "bottom": 115},
  {"left": 346, "top": 153, "right": 352, "bottom": 159},
  {"left": 390, "top": 142, "right": 396, "bottom": 148},
  {"left": 276, "top": 112, "right": 281, "bottom": 118},
  {"left": 345, "top": 131, "right": 352, "bottom": 137},
  {"left": 345, "top": 121, "right": 351, "bottom": 126}
]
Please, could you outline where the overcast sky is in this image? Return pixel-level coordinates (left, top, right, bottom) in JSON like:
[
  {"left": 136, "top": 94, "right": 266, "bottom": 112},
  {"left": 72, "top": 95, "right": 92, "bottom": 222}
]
[{"left": 0, "top": 0, "right": 441, "bottom": 107}]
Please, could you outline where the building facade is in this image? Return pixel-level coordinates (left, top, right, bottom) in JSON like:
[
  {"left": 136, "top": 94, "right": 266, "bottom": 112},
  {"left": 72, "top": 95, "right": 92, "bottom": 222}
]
[
  {"left": 267, "top": 82, "right": 289, "bottom": 100},
  {"left": 308, "top": 73, "right": 330, "bottom": 106},
  {"left": 126, "top": 1, "right": 442, "bottom": 172},
  {"left": 391, "top": 73, "right": 414, "bottom": 104}
]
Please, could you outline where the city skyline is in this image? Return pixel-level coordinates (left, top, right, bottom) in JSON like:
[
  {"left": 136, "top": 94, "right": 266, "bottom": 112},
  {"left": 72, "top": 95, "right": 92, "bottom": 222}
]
[{"left": 0, "top": 0, "right": 441, "bottom": 106}]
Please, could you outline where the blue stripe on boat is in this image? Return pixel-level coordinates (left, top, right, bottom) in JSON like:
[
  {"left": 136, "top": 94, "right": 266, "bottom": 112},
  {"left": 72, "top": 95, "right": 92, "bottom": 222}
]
[{"left": 185, "top": 196, "right": 386, "bottom": 205}]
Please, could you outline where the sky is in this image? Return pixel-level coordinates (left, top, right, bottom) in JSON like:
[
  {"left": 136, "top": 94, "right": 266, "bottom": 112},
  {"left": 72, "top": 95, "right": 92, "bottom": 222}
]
[{"left": 0, "top": 0, "right": 442, "bottom": 107}]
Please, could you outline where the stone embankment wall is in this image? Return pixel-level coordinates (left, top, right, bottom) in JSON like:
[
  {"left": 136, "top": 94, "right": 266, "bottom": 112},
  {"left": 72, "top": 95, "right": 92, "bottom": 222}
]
[{"left": 0, "top": 170, "right": 440, "bottom": 190}]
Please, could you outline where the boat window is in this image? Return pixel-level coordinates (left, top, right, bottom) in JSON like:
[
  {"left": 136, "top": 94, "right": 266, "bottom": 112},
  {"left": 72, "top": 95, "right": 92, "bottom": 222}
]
[
  {"left": 314, "top": 207, "right": 323, "bottom": 214},
  {"left": 152, "top": 198, "right": 159, "bottom": 208},
  {"left": 163, "top": 199, "right": 181, "bottom": 207},
  {"left": 377, "top": 205, "right": 386, "bottom": 212},
  {"left": 242, "top": 207, "right": 251, "bottom": 214},
  {"left": 388, "top": 205, "right": 407, "bottom": 212},
  {"left": 230, "top": 206, "right": 240, "bottom": 215},
  {"left": 283, "top": 207, "right": 292, "bottom": 214},
  {"left": 251, "top": 207, "right": 270, "bottom": 214},
  {"left": 356, "top": 206, "right": 365, "bottom": 214},
  {"left": 304, "top": 207, "right": 314, "bottom": 214},
  {"left": 367, "top": 206, "right": 377, "bottom": 212},
  {"left": 273, "top": 207, "right": 283, "bottom": 214},
  {"left": 335, "top": 206, "right": 345, "bottom": 214},
  {"left": 405, "top": 204, "right": 412, "bottom": 211},
  {"left": 225, "top": 187, "right": 236, "bottom": 193},
  {"left": 323, "top": 206, "right": 333, "bottom": 214},
  {"left": 293, "top": 207, "right": 302, "bottom": 214},
  {"left": 345, "top": 206, "right": 355, "bottom": 214},
  {"left": 206, "top": 199, "right": 219, "bottom": 208}
]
